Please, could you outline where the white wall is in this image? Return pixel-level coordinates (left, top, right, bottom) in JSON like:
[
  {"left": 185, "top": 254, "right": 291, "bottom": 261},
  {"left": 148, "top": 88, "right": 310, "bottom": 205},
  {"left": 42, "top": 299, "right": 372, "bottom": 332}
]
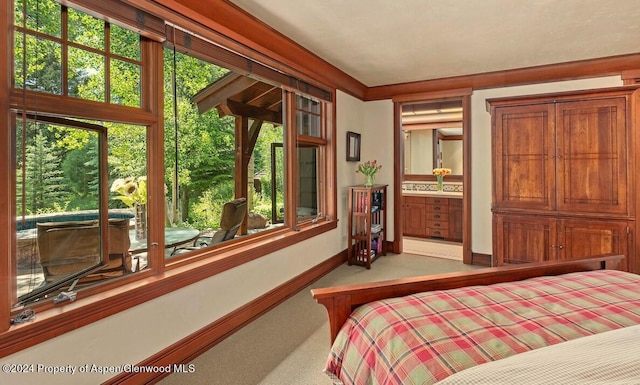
[
  {"left": 0, "top": 91, "right": 368, "bottom": 385},
  {"left": 470, "top": 76, "right": 623, "bottom": 254},
  {"left": 363, "top": 98, "right": 395, "bottom": 239},
  {"left": 336, "top": 91, "right": 394, "bottom": 240}
]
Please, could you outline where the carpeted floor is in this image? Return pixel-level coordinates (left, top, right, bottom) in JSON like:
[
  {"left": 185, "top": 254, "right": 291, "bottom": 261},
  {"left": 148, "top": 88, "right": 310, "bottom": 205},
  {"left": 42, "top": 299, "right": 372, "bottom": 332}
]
[{"left": 159, "top": 252, "right": 480, "bottom": 385}]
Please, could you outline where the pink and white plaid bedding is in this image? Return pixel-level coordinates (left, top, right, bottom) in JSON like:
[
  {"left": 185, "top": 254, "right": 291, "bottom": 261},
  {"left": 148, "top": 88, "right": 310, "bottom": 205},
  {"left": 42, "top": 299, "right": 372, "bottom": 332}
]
[{"left": 325, "top": 270, "right": 640, "bottom": 385}]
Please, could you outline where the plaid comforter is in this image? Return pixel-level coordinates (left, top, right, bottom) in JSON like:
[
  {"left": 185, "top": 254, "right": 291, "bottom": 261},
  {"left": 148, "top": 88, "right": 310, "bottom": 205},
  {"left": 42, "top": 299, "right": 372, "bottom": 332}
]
[{"left": 325, "top": 270, "right": 640, "bottom": 385}]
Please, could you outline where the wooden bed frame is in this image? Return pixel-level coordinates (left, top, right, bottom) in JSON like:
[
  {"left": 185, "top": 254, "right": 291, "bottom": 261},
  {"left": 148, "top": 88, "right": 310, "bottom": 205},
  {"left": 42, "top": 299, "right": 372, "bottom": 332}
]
[{"left": 311, "top": 254, "right": 624, "bottom": 343}]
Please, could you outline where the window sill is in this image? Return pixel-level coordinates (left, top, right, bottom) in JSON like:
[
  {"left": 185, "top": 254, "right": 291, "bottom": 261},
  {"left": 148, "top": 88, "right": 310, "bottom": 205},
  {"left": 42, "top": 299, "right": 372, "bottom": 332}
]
[{"left": 0, "top": 220, "right": 337, "bottom": 358}]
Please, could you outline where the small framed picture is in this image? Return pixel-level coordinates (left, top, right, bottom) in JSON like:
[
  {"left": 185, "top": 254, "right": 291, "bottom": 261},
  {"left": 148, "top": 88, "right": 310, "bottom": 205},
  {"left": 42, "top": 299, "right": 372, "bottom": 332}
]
[{"left": 346, "top": 131, "right": 361, "bottom": 161}]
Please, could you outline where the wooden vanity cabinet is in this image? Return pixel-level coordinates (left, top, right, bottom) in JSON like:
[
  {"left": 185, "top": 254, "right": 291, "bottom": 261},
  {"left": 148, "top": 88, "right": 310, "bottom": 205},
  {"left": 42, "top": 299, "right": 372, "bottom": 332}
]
[
  {"left": 425, "top": 197, "right": 449, "bottom": 239},
  {"left": 402, "top": 195, "right": 462, "bottom": 242},
  {"left": 449, "top": 199, "right": 463, "bottom": 242}
]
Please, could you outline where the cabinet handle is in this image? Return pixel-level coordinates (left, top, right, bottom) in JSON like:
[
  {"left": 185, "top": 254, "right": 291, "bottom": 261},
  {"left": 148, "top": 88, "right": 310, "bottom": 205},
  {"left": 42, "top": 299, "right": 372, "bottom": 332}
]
[
  {"left": 558, "top": 245, "right": 564, "bottom": 249},
  {"left": 434, "top": 207, "right": 441, "bottom": 211},
  {"left": 434, "top": 214, "right": 440, "bottom": 219},
  {"left": 434, "top": 223, "right": 440, "bottom": 227}
]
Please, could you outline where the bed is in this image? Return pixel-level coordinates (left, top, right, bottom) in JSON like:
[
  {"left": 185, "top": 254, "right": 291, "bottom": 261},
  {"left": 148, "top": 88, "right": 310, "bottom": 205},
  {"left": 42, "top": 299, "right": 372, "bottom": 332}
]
[{"left": 311, "top": 255, "right": 640, "bottom": 385}]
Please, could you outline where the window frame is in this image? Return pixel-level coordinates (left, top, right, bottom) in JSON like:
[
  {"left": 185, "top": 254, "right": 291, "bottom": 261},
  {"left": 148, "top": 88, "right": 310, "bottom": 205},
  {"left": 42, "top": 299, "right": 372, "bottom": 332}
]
[
  {"left": 291, "top": 92, "right": 329, "bottom": 224},
  {"left": 0, "top": 0, "right": 337, "bottom": 357}
]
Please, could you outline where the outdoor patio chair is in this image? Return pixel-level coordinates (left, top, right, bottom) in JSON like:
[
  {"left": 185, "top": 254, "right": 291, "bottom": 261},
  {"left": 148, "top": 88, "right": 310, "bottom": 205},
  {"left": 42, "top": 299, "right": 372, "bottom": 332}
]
[
  {"left": 171, "top": 197, "right": 247, "bottom": 255},
  {"left": 37, "top": 218, "right": 132, "bottom": 284}
]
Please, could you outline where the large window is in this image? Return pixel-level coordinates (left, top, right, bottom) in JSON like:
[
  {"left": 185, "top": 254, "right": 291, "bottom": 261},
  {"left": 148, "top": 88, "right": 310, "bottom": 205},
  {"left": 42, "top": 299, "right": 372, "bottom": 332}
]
[{"left": 4, "top": 0, "right": 335, "bottom": 353}]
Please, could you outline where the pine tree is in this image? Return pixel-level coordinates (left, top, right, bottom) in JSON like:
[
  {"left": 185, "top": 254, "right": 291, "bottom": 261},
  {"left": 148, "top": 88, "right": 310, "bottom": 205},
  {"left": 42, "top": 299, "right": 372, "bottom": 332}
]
[{"left": 17, "top": 131, "right": 67, "bottom": 214}]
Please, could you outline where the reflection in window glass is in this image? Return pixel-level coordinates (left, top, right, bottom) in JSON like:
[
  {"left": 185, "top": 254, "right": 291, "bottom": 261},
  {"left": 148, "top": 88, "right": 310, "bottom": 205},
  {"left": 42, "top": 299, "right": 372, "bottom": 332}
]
[
  {"left": 68, "top": 46, "right": 105, "bottom": 101},
  {"left": 67, "top": 7, "right": 104, "bottom": 50},
  {"left": 111, "top": 58, "right": 141, "bottom": 107}
]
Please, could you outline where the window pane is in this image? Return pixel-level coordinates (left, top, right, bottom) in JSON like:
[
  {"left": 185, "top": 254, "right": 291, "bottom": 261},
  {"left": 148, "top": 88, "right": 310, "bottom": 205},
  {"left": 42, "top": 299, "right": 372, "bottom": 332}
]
[
  {"left": 15, "top": 118, "right": 102, "bottom": 304},
  {"left": 111, "top": 58, "right": 141, "bottom": 107},
  {"left": 296, "top": 146, "right": 319, "bottom": 220},
  {"left": 163, "top": 49, "right": 284, "bottom": 259},
  {"left": 20, "top": 35, "right": 62, "bottom": 94},
  {"left": 252, "top": 122, "right": 285, "bottom": 226},
  {"left": 164, "top": 50, "right": 236, "bottom": 237},
  {"left": 68, "top": 7, "right": 105, "bottom": 51},
  {"left": 111, "top": 24, "right": 141, "bottom": 61},
  {"left": 15, "top": 0, "right": 62, "bottom": 38},
  {"left": 68, "top": 46, "right": 105, "bottom": 101},
  {"left": 296, "top": 95, "right": 321, "bottom": 137},
  {"left": 108, "top": 123, "right": 147, "bottom": 262},
  {"left": 13, "top": 31, "right": 25, "bottom": 89}
]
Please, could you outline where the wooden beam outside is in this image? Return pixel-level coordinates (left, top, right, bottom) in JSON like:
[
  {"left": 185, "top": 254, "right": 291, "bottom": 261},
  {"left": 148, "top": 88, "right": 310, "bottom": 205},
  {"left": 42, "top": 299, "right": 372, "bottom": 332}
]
[
  {"left": 221, "top": 99, "right": 282, "bottom": 124},
  {"left": 192, "top": 74, "right": 258, "bottom": 114}
]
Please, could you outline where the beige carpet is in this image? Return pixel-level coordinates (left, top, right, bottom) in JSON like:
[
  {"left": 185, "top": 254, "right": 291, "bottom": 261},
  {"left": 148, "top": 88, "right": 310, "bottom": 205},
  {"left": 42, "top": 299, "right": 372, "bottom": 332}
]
[{"left": 158, "top": 253, "right": 480, "bottom": 385}]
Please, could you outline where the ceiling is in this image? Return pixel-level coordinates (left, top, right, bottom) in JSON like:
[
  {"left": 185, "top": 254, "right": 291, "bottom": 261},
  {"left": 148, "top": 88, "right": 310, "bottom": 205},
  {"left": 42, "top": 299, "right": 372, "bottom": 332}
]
[{"left": 228, "top": 0, "right": 640, "bottom": 87}]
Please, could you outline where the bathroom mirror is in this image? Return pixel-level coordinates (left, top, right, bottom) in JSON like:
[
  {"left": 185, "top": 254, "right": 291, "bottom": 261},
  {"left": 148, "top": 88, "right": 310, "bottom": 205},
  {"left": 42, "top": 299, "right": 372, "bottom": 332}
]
[
  {"left": 401, "top": 100, "right": 463, "bottom": 180},
  {"left": 403, "top": 128, "right": 462, "bottom": 175}
]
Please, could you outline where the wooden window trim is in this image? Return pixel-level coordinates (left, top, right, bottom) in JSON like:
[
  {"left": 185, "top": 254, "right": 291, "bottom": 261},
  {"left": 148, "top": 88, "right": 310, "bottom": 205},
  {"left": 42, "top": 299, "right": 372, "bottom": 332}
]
[{"left": 58, "top": 0, "right": 166, "bottom": 42}]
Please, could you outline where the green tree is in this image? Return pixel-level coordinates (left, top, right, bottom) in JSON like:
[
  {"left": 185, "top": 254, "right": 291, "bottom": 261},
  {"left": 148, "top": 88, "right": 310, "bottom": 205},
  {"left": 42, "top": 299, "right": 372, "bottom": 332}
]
[
  {"left": 61, "top": 135, "right": 99, "bottom": 208},
  {"left": 17, "top": 131, "right": 67, "bottom": 213},
  {"left": 164, "top": 49, "right": 235, "bottom": 223}
]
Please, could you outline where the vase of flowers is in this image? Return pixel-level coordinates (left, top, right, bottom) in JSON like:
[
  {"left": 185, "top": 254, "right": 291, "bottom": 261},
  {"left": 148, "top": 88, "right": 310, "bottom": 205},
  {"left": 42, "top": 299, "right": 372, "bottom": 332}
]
[
  {"left": 111, "top": 176, "right": 148, "bottom": 240},
  {"left": 357, "top": 160, "right": 382, "bottom": 187},
  {"left": 432, "top": 168, "right": 451, "bottom": 193}
]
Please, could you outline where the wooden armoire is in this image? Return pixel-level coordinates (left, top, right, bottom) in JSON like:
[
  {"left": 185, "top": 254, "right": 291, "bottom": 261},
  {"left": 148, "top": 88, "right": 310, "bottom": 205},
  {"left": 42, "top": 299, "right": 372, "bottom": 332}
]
[{"left": 488, "top": 87, "right": 639, "bottom": 272}]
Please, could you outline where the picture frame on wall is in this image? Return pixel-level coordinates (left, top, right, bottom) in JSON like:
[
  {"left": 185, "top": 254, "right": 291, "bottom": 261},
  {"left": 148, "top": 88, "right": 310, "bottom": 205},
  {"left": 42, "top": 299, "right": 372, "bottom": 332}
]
[{"left": 346, "top": 131, "right": 361, "bottom": 161}]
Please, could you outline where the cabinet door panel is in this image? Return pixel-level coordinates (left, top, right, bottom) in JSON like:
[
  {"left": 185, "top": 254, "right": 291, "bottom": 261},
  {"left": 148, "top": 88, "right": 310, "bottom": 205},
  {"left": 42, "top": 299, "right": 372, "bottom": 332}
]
[
  {"left": 556, "top": 98, "right": 628, "bottom": 215},
  {"left": 557, "top": 219, "right": 628, "bottom": 270},
  {"left": 403, "top": 202, "right": 426, "bottom": 237},
  {"left": 493, "top": 104, "right": 555, "bottom": 210},
  {"left": 494, "top": 215, "right": 553, "bottom": 265},
  {"left": 449, "top": 204, "right": 463, "bottom": 242}
]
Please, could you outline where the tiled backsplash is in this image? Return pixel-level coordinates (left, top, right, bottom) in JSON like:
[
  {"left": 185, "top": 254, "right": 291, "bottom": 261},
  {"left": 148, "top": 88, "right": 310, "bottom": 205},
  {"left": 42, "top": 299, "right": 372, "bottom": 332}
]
[{"left": 402, "top": 181, "right": 463, "bottom": 193}]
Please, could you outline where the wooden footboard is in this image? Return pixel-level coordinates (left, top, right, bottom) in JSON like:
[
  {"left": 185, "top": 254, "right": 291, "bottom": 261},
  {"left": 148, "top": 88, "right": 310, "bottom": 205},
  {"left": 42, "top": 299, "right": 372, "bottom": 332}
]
[{"left": 311, "top": 254, "right": 624, "bottom": 344}]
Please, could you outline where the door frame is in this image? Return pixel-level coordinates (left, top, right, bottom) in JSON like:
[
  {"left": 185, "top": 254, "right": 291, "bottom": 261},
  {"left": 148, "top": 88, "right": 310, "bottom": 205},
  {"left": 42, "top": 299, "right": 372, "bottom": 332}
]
[{"left": 392, "top": 89, "right": 473, "bottom": 264}]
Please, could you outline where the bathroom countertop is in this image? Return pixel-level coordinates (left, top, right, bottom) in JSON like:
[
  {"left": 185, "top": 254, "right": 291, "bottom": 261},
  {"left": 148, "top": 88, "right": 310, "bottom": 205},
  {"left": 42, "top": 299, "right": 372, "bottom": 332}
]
[{"left": 402, "top": 191, "right": 463, "bottom": 199}]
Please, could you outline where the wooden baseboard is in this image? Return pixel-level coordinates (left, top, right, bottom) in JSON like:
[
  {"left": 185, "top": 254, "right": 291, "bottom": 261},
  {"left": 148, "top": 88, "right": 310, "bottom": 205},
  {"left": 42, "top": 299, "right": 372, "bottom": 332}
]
[
  {"left": 105, "top": 250, "right": 347, "bottom": 384},
  {"left": 471, "top": 252, "right": 492, "bottom": 266}
]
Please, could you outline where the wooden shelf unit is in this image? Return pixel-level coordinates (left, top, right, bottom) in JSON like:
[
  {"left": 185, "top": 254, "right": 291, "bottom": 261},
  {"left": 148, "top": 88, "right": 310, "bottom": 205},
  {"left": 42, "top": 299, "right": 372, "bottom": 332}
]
[{"left": 347, "top": 184, "right": 387, "bottom": 269}]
